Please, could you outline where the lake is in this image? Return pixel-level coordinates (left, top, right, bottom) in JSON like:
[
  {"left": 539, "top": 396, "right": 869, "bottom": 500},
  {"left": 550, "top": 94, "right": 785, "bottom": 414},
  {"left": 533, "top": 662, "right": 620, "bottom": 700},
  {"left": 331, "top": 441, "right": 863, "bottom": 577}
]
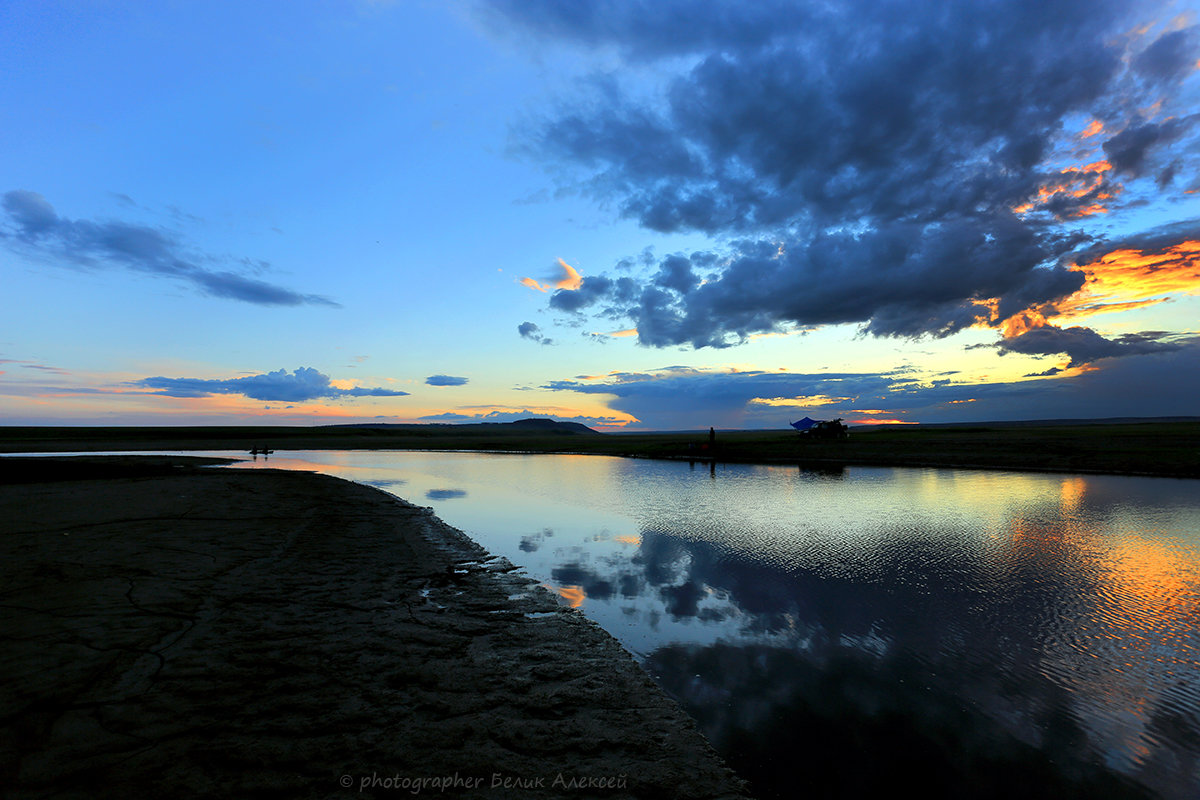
[{"left": 226, "top": 450, "right": 1200, "bottom": 799}]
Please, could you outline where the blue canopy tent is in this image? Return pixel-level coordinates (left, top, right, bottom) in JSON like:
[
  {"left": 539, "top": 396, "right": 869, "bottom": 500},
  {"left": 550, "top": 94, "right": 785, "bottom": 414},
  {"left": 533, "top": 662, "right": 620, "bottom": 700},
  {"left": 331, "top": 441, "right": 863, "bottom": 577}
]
[{"left": 791, "top": 417, "right": 818, "bottom": 431}]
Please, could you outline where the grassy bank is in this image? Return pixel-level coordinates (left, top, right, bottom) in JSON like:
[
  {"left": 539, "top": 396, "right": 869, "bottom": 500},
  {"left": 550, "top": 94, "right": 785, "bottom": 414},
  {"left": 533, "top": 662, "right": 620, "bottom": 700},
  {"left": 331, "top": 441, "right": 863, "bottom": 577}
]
[{"left": 2, "top": 420, "right": 1198, "bottom": 478}]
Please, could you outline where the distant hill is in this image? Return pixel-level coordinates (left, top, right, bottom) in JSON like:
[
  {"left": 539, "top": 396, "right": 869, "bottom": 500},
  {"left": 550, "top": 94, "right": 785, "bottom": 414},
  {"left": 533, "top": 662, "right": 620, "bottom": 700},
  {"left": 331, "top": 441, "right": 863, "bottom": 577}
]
[
  {"left": 505, "top": 418, "right": 599, "bottom": 434},
  {"left": 320, "top": 418, "right": 600, "bottom": 435}
]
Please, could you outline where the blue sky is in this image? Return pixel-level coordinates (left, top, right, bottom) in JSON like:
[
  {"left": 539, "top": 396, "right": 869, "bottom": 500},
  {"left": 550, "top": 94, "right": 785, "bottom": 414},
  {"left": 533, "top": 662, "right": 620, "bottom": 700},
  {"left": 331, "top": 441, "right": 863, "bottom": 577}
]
[{"left": 2, "top": 0, "right": 1199, "bottom": 430}]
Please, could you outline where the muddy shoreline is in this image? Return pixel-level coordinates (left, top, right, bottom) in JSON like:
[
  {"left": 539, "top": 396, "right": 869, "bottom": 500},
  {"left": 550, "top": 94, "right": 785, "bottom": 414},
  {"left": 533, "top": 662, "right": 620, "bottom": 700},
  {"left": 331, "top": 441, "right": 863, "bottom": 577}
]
[{"left": 0, "top": 458, "right": 749, "bottom": 798}]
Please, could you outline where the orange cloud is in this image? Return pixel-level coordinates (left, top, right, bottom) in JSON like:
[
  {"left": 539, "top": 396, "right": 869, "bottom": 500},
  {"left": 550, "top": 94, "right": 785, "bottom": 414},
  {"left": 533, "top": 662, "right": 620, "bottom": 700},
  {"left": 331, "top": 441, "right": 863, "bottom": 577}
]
[
  {"left": 994, "top": 238, "right": 1200, "bottom": 337},
  {"left": 1012, "top": 160, "right": 1118, "bottom": 218},
  {"left": 554, "top": 259, "right": 583, "bottom": 290},
  {"left": 519, "top": 258, "right": 583, "bottom": 293},
  {"left": 1080, "top": 118, "right": 1104, "bottom": 138},
  {"left": 749, "top": 394, "right": 850, "bottom": 407},
  {"left": 1075, "top": 240, "right": 1200, "bottom": 300}
]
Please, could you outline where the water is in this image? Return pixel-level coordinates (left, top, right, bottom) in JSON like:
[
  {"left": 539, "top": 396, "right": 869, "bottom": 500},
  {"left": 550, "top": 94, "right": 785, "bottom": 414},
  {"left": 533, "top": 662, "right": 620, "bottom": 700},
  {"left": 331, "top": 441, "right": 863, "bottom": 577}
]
[{"left": 179, "top": 452, "right": 1200, "bottom": 796}]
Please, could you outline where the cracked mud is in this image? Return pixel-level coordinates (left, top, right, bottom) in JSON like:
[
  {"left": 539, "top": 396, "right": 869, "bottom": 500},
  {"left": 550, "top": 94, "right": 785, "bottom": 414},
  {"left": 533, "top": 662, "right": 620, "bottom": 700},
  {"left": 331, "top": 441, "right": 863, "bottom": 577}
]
[{"left": 0, "top": 458, "right": 748, "bottom": 799}]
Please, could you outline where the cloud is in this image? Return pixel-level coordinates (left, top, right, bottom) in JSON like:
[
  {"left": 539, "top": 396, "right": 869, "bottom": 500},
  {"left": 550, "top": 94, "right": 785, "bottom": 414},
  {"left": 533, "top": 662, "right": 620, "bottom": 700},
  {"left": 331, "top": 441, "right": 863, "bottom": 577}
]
[
  {"left": 518, "top": 321, "right": 554, "bottom": 345},
  {"left": 425, "top": 374, "right": 469, "bottom": 386},
  {"left": 543, "top": 367, "right": 901, "bottom": 428},
  {"left": 1067, "top": 222, "right": 1200, "bottom": 301},
  {"left": 1, "top": 190, "right": 339, "bottom": 307},
  {"left": 1133, "top": 26, "right": 1200, "bottom": 83},
  {"left": 995, "top": 326, "right": 1191, "bottom": 368},
  {"left": 0, "top": 358, "right": 71, "bottom": 376},
  {"left": 489, "top": 0, "right": 1199, "bottom": 349},
  {"left": 134, "top": 367, "right": 409, "bottom": 402},
  {"left": 540, "top": 347, "right": 1200, "bottom": 428},
  {"left": 989, "top": 223, "right": 1200, "bottom": 360},
  {"left": 518, "top": 258, "right": 583, "bottom": 293},
  {"left": 477, "top": 0, "right": 815, "bottom": 61},
  {"left": 1103, "top": 117, "right": 1191, "bottom": 178}
]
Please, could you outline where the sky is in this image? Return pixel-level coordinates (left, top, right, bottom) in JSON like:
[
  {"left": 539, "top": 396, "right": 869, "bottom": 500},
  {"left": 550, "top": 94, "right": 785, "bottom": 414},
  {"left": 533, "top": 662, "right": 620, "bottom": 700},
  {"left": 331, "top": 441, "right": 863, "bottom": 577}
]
[{"left": 2, "top": 0, "right": 1199, "bottom": 431}]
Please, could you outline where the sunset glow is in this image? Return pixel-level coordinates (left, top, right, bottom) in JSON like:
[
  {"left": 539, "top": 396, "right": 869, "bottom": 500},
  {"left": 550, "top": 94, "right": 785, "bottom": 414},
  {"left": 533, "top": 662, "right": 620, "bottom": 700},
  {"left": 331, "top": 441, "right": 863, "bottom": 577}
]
[{"left": 1, "top": 1, "right": 1197, "bottom": 429}]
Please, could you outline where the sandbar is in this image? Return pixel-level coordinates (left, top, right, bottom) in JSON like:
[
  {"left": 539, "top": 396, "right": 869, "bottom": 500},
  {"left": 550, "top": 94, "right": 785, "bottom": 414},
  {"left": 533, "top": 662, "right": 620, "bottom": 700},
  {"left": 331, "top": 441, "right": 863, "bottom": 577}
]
[{"left": 0, "top": 457, "right": 749, "bottom": 799}]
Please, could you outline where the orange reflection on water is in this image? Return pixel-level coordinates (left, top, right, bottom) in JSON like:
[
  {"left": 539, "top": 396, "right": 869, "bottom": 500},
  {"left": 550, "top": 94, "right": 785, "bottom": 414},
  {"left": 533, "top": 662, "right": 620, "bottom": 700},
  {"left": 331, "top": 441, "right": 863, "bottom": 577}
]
[
  {"left": 999, "top": 484, "right": 1200, "bottom": 670},
  {"left": 546, "top": 584, "right": 585, "bottom": 608},
  {"left": 1098, "top": 534, "right": 1200, "bottom": 648},
  {"left": 1059, "top": 476, "right": 1087, "bottom": 515}
]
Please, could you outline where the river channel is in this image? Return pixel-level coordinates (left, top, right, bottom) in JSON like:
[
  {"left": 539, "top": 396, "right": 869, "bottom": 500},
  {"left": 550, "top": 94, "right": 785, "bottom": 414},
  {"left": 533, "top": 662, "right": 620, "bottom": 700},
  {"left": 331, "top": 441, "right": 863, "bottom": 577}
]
[{"left": 226, "top": 450, "right": 1200, "bottom": 799}]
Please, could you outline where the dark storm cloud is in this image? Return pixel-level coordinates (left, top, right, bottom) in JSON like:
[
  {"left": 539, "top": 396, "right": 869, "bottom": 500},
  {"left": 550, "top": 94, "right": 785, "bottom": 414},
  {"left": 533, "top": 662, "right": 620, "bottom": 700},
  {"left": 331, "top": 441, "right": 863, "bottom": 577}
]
[
  {"left": 476, "top": 0, "right": 812, "bottom": 60},
  {"left": 509, "top": 0, "right": 1132, "bottom": 234},
  {"left": 549, "top": 224, "right": 1089, "bottom": 347},
  {"left": 134, "top": 367, "right": 408, "bottom": 402},
  {"left": 488, "top": 0, "right": 1198, "bottom": 348},
  {"left": 541, "top": 343, "right": 1200, "bottom": 428},
  {"left": 1072, "top": 219, "right": 1200, "bottom": 264},
  {"left": 995, "top": 326, "right": 1190, "bottom": 368},
  {"left": 1134, "top": 26, "right": 1200, "bottom": 82},
  {"left": 1103, "top": 117, "right": 1192, "bottom": 177},
  {"left": 1, "top": 190, "right": 338, "bottom": 307},
  {"left": 425, "top": 374, "right": 469, "bottom": 386},
  {"left": 544, "top": 367, "right": 898, "bottom": 428}
]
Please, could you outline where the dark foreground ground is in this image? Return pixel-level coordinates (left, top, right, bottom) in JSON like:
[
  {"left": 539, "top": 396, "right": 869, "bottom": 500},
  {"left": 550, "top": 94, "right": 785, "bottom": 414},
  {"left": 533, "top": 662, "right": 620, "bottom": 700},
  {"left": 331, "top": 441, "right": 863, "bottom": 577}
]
[
  {"left": 0, "top": 458, "right": 749, "bottom": 799},
  {"left": 2, "top": 419, "right": 1198, "bottom": 478}
]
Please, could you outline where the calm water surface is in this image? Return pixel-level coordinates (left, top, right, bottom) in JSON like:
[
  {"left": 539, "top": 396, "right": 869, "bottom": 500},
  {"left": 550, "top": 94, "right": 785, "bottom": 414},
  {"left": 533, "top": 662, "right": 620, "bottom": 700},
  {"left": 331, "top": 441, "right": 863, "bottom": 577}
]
[{"left": 216, "top": 451, "right": 1200, "bottom": 799}]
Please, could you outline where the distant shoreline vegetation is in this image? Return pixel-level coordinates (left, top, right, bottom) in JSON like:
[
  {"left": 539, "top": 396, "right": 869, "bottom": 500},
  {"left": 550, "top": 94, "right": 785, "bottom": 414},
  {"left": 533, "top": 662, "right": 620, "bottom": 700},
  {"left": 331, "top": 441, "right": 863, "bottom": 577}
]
[{"left": 1, "top": 418, "right": 1198, "bottom": 479}]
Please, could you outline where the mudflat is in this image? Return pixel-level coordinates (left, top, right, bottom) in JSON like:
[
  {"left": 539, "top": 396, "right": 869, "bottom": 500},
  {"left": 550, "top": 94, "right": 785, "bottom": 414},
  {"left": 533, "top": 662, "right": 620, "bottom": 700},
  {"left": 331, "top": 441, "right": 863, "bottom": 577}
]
[{"left": 0, "top": 458, "right": 748, "bottom": 799}]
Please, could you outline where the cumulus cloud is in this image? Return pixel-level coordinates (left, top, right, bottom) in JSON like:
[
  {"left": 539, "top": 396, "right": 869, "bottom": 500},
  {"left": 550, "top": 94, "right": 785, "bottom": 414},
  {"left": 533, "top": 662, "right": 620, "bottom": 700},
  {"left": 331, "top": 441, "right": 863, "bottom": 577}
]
[
  {"left": 488, "top": 0, "right": 1199, "bottom": 350},
  {"left": 425, "top": 374, "right": 469, "bottom": 386},
  {"left": 1, "top": 191, "right": 338, "bottom": 307},
  {"left": 134, "top": 367, "right": 409, "bottom": 402}
]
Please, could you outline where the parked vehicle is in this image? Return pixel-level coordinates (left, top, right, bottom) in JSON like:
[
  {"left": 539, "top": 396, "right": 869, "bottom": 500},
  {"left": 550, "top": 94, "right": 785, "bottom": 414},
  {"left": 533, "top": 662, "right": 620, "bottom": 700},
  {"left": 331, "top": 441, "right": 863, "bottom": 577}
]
[{"left": 793, "top": 418, "right": 849, "bottom": 439}]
